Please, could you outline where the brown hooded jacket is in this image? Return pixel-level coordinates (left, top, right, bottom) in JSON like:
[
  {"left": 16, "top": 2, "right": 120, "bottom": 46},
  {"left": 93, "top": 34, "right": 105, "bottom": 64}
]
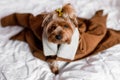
[{"left": 1, "top": 10, "right": 120, "bottom": 61}]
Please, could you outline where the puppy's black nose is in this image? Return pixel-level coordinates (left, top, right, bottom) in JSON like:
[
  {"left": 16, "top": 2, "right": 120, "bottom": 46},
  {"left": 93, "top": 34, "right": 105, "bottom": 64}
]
[{"left": 55, "top": 35, "right": 62, "bottom": 40}]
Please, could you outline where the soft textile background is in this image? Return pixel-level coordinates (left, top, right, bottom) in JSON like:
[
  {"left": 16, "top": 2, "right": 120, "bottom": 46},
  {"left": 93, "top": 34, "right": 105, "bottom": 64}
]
[{"left": 0, "top": 0, "right": 120, "bottom": 80}]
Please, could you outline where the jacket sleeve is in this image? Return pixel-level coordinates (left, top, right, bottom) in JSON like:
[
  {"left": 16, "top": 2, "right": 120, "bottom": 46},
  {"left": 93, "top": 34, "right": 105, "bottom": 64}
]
[
  {"left": 1, "top": 13, "right": 33, "bottom": 28},
  {"left": 75, "top": 10, "right": 108, "bottom": 60}
]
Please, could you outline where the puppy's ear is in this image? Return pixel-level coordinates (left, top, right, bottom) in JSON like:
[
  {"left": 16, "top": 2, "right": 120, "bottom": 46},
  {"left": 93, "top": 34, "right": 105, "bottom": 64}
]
[
  {"left": 42, "top": 13, "right": 53, "bottom": 27},
  {"left": 70, "top": 16, "right": 78, "bottom": 27},
  {"left": 62, "top": 4, "right": 78, "bottom": 27},
  {"left": 62, "top": 3, "right": 75, "bottom": 18}
]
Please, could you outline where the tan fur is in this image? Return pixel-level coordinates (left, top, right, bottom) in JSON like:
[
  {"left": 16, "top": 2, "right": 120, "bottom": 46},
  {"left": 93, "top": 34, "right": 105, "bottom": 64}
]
[
  {"left": 42, "top": 4, "right": 78, "bottom": 73},
  {"left": 43, "top": 4, "right": 77, "bottom": 44}
]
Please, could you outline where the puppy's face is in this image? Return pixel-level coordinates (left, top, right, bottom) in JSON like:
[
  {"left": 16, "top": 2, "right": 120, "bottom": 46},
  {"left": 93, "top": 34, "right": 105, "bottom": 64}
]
[
  {"left": 46, "top": 19, "right": 75, "bottom": 44},
  {"left": 42, "top": 4, "right": 77, "bottom": 44}
]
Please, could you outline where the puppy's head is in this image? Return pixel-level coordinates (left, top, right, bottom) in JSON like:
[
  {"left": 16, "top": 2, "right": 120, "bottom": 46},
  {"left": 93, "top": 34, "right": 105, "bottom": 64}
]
[{"left": 42, "top": 4, "right": 78, "bottom": 44}]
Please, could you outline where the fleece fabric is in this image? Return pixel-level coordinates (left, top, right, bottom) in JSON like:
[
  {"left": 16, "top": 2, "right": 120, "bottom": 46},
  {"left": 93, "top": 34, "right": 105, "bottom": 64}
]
[{"left": 1, "top": 10, "right": 120, "bottom": 61}]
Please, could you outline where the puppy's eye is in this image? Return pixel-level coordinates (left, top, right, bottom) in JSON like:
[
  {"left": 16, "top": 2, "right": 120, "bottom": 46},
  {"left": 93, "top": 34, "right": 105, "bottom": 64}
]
[
  {"left": 64, "top": 25, "right": 69, "bottom": 28},
  {"left": 51, "top": 26, "right": 56, "bottom": 30}
]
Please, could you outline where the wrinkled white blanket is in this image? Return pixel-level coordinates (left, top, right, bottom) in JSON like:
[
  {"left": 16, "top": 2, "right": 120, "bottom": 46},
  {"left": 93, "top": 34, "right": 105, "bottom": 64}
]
[{"left": 0, "top": 0, "right": 120, "bottom": 80}]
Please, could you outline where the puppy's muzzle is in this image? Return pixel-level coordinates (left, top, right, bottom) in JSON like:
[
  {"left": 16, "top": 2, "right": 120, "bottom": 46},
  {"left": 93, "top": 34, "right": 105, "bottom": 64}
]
[{"left": 55, "top": 34, "right": 62, "bottom": 40}]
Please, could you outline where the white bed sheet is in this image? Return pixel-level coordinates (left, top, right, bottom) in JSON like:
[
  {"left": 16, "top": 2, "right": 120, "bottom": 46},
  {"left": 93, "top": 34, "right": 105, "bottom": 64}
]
[{"left": 0, "top": 0, "right": 120, "bottom": 80}]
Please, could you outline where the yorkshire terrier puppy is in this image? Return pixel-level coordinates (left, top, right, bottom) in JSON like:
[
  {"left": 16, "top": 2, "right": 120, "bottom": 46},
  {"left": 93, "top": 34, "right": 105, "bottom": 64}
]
[{"left": 42, "top": 4, "right": 78, "bottom": 74}]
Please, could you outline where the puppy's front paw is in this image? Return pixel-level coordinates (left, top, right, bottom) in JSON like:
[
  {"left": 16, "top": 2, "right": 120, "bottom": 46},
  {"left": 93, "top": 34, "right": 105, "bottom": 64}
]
[{"left": 51, "top": 65, "right": 59, "bottom": 74}]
